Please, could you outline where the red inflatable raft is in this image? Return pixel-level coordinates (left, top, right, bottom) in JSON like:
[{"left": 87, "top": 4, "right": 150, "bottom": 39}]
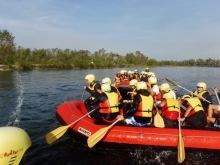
[{"left": 56, "top": 100, "right": 220, "bottom": 150}]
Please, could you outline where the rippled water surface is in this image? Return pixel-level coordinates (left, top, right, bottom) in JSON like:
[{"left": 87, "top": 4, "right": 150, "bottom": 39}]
[{"left": 1, "top": 67, "right": 220, "bottom": 165}]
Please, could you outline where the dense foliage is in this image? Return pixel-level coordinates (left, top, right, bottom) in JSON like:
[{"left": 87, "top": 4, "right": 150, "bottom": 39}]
[{"left": 0, "top": 30, "right": 219, "bottom": 70}]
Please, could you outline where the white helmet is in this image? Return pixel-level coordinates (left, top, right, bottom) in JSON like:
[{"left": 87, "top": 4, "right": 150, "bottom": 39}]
[
  {"left": 197, "top": 82, "right": 207, "bottom": 90},
  {"left": 148, "top": 76, "right": 157, "bottom": 84},
  {"left": 120, "top": 70, "right": 125, "bottom": 75},
  {"left": 163, "top": 93, "right": 174, "bottom": 99},
  {"left": 137, "top": 81, "right": 147, "bottom": 90},
  {"left": 102, "top": 77, "right": 111, "bottom": 85},
  {"left": 160, "top": 83, "right": 170, "bottom": 93},
  {"left": 85, "top": 74, "right": 95, "bottom": 83},
  {"left": 182, "top": 95, "right": 191, "bottom": 100},
  {"left": 101, "top": 83, "right": 111, "bottom": 92},
  {"left": 147, "top": 72, "right": 156, "bottom": 77},
  {"left": 0, "top": 127, "right": 31, "bottom": 165},
  {"left": 129, "top": 79, "right": 138, "bottom": 87}
]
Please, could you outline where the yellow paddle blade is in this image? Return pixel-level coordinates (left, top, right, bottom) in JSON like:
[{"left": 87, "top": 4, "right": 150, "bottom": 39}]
[
  {"left": 178, "top": 133, "right": 185, "bottom": 163},
  {"left": 87, "top": 126, "right": 111, "bottom": 148},
  {"left": 154, "top": 113, "right": 165, "bottom": 128},
  {"left": 46, "top": 124, "right": 71, "bottom": 144}
]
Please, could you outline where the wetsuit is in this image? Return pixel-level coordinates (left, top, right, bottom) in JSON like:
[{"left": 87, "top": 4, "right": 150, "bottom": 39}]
[{"left": 84, "top": 81, "right": 101, "bottom": 116}]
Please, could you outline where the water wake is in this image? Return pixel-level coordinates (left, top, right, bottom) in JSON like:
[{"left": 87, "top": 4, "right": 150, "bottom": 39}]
[{"left": 6, "top": 72, "right": 24, "bottom": 126}]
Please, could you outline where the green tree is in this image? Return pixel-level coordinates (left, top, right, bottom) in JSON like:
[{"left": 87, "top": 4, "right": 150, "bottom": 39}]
[{"left": 0, "top": 30, "right": 16, "bottom": 64}]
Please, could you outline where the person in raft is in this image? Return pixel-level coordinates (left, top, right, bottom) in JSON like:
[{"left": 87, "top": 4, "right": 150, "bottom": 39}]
[
  {"left": 190, "top": 82, "right": 212, "bottom": 113},
  {"left": 178, "top": 95, "right": 207, "bottom": 129},
  {"left": 84, "top": 74, "right": 101, "bottom": 117},
  {"left": 160, "top": 83, "right": 176, "bottom": 100},
  {"left": 117, "top": 81, "right": 154, "bottom": 126},
  {"left": 147, "top": 76, "right": 162, "bottom": 104},
  {"left": 102, "top": 77, "right": 122, "bottom": 102},
  {"left": 0, "top": 126, "right": 31, "bottom": 165},
  {"left": 154, "top": 92, "right": 179, "bottom": 128},
  {"left": 207, "top": 87, "right": 220, "bottom": 128},
  {"left": 127, "top": 79, "right": 138, "bottom": 101},
  {"left": 90, "top": 83, "right": 119, "bottom": 124}
]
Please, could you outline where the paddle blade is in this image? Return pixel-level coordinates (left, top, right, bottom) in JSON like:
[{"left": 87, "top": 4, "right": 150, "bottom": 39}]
[
  {"left": 87, "top": 126, "right": 111, "bottom": 148},
  {"left": 178, "top": 133, "right": 185, "bottom": 163},
  {"left": 154, "top": 113, "right": 165, "bottom": 128},
  {"left": 46, "top": 124, "right": 70, "bottom": 144}
]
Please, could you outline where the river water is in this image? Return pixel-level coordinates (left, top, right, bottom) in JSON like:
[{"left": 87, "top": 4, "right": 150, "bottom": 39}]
[{"left": 1, "top": 67, "right": 220, "bottom": 165}]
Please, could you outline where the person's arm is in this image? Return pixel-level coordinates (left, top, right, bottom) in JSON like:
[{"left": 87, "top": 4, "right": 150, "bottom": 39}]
[
  {"left": 202, "top": 92, "right": 212, "bottom": 105},
  {"left": 178, "top": 102, "right": 192, "bottom": 121},
  {"left": 124, "top": 95, "right": 140, "bottom": 118}
]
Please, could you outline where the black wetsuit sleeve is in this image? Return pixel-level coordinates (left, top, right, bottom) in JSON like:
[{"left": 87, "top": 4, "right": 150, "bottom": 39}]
[
  {"left": 85, "top": 83, "right": 101, "bottom": 98},
  {"left": 91, "top": 93, "right": 107, "bottom": 105},
  {"left": 202, "top": 92, "right": 212, "bottom": 105},
  {"left": 124, "top": 95, "right": 140, "bottom": 118}
]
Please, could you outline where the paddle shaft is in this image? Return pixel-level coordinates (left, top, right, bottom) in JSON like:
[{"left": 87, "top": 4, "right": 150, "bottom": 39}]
[
  {"left": 166, "top": 78, "right": 211, "bottom": 104},
  {"left": 214, "top": 90, "right": 220, "bottom": 105},
  {"left": 81, "top": 89, "right": 85, "bottom": 101},
  {"left": 181, "top": 86, "right": 211, "bottom": 104},
  {"left": 70, "top": 107, "right": 98, "bottom": 126}
]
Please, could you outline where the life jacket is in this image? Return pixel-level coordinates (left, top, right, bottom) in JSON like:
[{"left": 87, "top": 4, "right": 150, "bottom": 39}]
[
  {"left": 111, "top": 84, "right": 122, "bottom": 101},
  {"left": 135, "top": 94, "right": 153, "bottom": 117},
  {"left": 185, "top": 97, "right": 204, "bottom": 117},
  {"left": 161, "top": 98, "right": 179, "bottom": 120},
  {"left": 193, "top": 90, "right": 210, "bottom": 98},
  {"left": 88, "top": 82, "right": 98, "bottom": 100},
  {"left": 99, "top": 92, "right": 119, "bottom": 114}
]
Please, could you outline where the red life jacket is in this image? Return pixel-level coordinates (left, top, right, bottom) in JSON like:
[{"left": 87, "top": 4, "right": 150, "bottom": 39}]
[{"left": 161, "top": 98, "right": 179, "bottom": 120}]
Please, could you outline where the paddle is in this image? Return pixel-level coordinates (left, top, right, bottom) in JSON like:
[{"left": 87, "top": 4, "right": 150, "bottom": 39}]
[
  {"left": 81, "top": 89, "right": 85, "bottom": 101},
  {"left": 87, "top": 118, "right": 121, "bottom": 148},
  {"left": 178, "top": 100, "right": 185, "bottom": 163},
  {"left": 46, "top": 106, "right": 98, "bottom": 145},
  {"left": 154, "top": 107, "right": 165, "bottom": 128},
  {"left": 214, "top": 88, "right": 220, "bottom": 105},
  {"left": 166, "top": 78, "right": 211, "bottom": 103}
]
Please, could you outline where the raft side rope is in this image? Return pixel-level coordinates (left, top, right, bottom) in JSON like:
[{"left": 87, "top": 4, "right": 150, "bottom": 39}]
[{"left": 7, "top": 72, "right": 23, "bottom": 126}]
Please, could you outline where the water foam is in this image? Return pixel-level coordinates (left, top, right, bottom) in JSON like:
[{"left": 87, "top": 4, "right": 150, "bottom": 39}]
[{"left": 6, "top": 72, "right": 23, "bottom": 126}]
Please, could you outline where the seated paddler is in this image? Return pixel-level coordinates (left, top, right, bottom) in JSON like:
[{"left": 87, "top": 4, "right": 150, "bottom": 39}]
[
  {"left": 178, "top": 95, "right": 207, "bottom": 129},
  {"left": 90, "top": 83, "right": 119, "bottom": 124},
  {"left": 84, "top": 74, "right": 101, "bottom": 117},
  {"left": 154, "top": 93, "right": 179, "bottom": 128},
  {"left": 117, "top": 81, "right": 154, "bottom": 126}
]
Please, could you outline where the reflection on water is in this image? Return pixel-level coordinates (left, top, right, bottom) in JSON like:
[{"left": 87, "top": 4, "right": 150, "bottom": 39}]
[{"left": 1, "top": 67, "right": 220, "bottom": 165}]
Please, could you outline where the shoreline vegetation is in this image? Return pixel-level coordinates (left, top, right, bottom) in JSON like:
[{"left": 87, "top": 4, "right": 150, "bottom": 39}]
[{"left": 1, "top": 30, "right": 220, "bottom": 71}]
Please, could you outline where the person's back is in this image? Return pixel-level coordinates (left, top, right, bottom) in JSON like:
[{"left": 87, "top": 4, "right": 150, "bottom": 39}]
[
  {"left": 179, "top": 96, "right": 207, "bottom": 129},
  {"left": 117, "top": 82, "right": 153, "bottom": 126},
  {"left": 92, "top": 83, "right": 119, "bottom": 124},
  {"left": 156, "top": 93, "right": 178, "bottom": 127}
]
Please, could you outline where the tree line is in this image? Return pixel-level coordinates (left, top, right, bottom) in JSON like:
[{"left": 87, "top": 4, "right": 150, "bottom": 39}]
[{"left": 0, "top": 29, "right": 219, "bottom": 70}]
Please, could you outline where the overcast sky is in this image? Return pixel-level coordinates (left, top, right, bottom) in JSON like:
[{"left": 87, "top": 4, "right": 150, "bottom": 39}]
[{"left": 0, "top": 0, "right": 220, "bottom": 61}]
